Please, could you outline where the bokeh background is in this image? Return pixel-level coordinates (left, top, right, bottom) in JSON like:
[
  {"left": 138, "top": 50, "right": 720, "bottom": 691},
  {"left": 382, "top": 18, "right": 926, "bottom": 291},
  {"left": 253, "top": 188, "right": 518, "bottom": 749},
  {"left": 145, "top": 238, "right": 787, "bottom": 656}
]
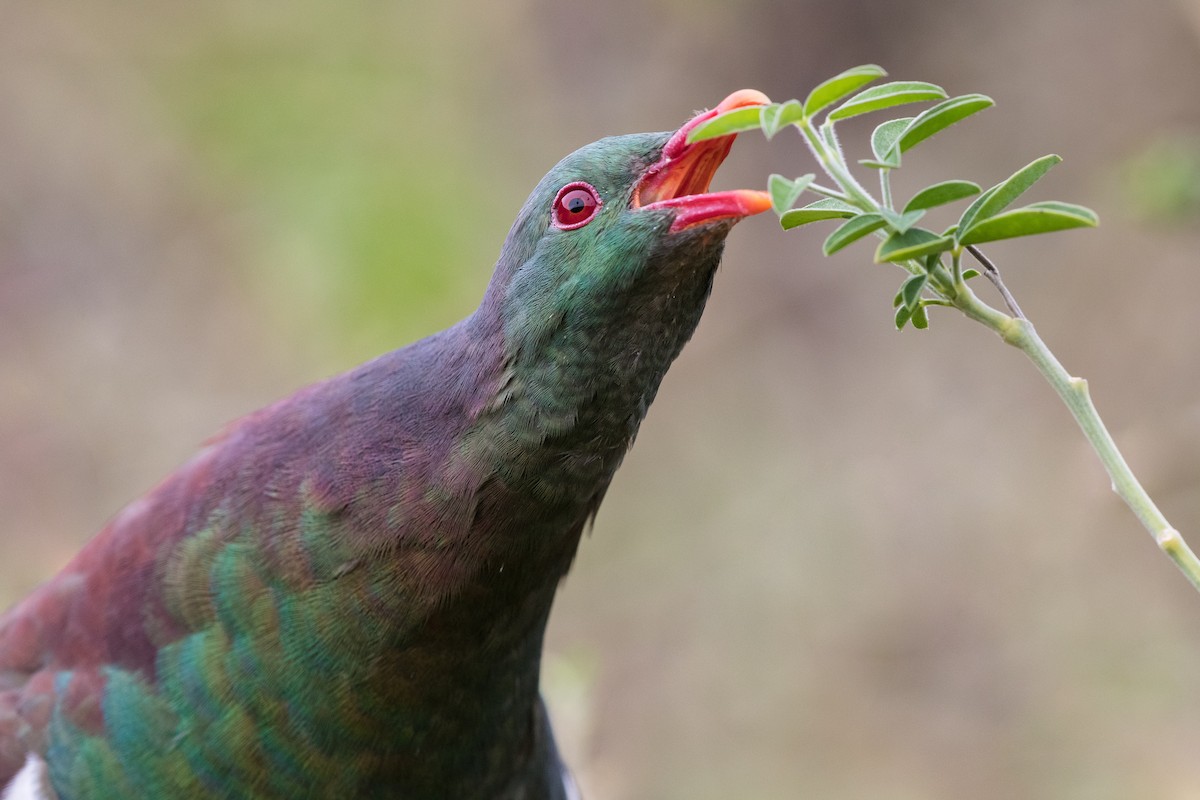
[{"left": 5, "top": 0, "right": 1200, "bottom": 797}]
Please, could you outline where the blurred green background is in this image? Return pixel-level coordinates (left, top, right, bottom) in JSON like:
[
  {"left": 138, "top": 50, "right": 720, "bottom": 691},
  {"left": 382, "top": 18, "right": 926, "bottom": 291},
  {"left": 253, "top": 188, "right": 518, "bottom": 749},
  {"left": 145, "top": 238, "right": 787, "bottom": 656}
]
[{"left": 5, "top": 0, "right": 1200, "bottom": 797}]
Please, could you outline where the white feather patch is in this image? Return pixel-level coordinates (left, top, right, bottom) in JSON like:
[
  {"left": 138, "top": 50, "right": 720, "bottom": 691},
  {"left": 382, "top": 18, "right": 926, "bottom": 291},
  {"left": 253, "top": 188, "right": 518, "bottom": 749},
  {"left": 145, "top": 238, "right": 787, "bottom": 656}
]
[
  {"left": 563, "top": 767, "right": 582, "bottom": 800},
  {"left": 1, "top": 753, "right": 50, "bottom": 800}
]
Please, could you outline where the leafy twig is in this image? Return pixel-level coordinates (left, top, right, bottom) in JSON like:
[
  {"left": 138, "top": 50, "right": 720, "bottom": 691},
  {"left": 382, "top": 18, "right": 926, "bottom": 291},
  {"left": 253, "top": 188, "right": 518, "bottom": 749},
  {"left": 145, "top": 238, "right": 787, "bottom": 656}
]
[{"left": 690, "top": 64, "right": 1200, "bottom": 594}]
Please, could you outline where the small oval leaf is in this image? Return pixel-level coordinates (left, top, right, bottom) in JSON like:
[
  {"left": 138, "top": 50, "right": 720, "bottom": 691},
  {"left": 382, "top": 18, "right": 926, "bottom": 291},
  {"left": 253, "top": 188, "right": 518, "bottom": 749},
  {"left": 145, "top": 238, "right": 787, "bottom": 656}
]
[
  {"left": 1030, "top": 200, "right": 1099, "bottom": 222},
  {"left": 903, "top": 180, "right": 982, "bottom": 213},
  {"left": 801, "top": 198, "right": 860, "bottom": 213},
  {"left": 768, "top": 173, "right": 815, "bottom": 215},
  {"left": 780, "top": 198, "right": 859, "bottom": 230},
  {"left": 870, "top": 117, "right": 912, "bottom": 166},
  {"left": 894, "top": 304, "right": 913, "bottom": 330},
  {"left": 761, "top": 100, "right": 805, "bottom": 139},
  {"left": 910, "top": 304, "right": 930, "bottom": 330},
  {"left": 803, "top": 65, "right": 888, "bottom": 118},
  {"left": 957, "top": 154, "right": 1062, "bottom": 237},
  {"left": 901, "top": 273, "right": 928, "bottom": 310},
  {"left": 956, "top": 201, "right": 1099, "bottom": 245},
  {"left": 827, "top": 81, "right": 948, "bottom": 122},
  {"left": 823, "top": 213, "right": 887, "bottom": 255},
  {"left": 687, "top": 106, "right": 764, "bottom": 143},
  {"left": 875, "top": 227, "right": 955, "bottom": 263},
  {"left": 881, "top": 208, "right": 927, "bottom": 234},
  {"left": 898, "top": 94, "right": 994, "bottom": 153}
]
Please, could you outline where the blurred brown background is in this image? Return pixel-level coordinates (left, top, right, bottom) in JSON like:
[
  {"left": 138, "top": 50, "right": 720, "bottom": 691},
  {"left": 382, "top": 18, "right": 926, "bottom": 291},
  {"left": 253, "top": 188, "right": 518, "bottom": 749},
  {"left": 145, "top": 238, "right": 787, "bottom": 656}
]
[{"left": 4, "top": 0, "right": 1200, "bottom": 797}]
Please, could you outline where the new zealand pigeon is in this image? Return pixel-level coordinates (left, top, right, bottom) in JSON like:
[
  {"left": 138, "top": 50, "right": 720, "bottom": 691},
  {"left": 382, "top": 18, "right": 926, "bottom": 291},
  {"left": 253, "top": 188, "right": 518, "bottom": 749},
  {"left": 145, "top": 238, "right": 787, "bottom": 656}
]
[{"left": 0, "top": 89, "right": 772, "bottom": 799}]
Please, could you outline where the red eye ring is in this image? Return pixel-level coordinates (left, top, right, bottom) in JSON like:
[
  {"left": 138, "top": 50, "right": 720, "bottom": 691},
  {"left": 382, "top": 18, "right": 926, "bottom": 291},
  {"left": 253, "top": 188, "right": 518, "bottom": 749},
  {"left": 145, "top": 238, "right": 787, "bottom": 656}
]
[{"left": 552, "top": 181, "right": 602, "bottom": 230}]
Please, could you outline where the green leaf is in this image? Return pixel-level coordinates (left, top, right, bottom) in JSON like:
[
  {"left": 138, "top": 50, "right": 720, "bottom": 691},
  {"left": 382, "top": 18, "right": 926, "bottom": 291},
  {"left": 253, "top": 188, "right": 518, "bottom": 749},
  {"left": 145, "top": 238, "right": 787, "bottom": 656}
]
[
  {"left": 875, "top": 227, "right": 955, "bottom": 263},
  {"left": 903, "top": 180, "right": 981, "bottom": 213},
  {"left": 870, "top": 118, "right": 911, "bottom": 167},
  {"left": 761, "top": 100, "right": 805, "bottom": 139},
  {"left": 956, "top": 201, "right": 1099, "bottom": 245},
  {"left": 827, "top": 81, "right": 948, "bottom": 122},
  {"left": 962, "top": 268, "right": 981, "bottom": 280},
  {"left": 686, "top": 106, "right": 764, "bottom": 143},
  {"left": 901, "top": 273, "right": 928, "bottom": 310},
  {"left": 803, "top": 65, "right": 888, "bottom": 118},
  {"left": 958, "top": 154, "right": 1062, "bottom": 237},
  {"left": 898, "top": 94, "right": 994, "bottom": 153},
  {"left": 911, "top": 304, "right": 930, "bottom": 329},
  {"left": 780, "top": 198, "right": 860, "bottom": 230},
  {"left": 894, "top": 304, "right": 913, "bottom": 330},
  {"left": 956, "top": 186, "right": 999, "bottom": 237},
  {"left": 881, "top": 208, "right": 926, "bottom": 234},
  {"left": 823, "top": 213, "right": 887, "bottom": 255},
  {"left": 802, "top": 198, "right": 859, "bottom": 213},
  {"left": 768, "top": 173, "right": 814, "bottom": 215}
]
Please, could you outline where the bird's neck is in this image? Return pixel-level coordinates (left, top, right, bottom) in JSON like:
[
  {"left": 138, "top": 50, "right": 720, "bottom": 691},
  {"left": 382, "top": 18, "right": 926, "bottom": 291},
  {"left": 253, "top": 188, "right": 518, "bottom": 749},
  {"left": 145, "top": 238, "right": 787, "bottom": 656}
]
[
  {"left": 314, "top": 260, "right": 719, "bottom": 785},
  {"left": 473, "top": 249, "right": 721, "bottom": 509}
]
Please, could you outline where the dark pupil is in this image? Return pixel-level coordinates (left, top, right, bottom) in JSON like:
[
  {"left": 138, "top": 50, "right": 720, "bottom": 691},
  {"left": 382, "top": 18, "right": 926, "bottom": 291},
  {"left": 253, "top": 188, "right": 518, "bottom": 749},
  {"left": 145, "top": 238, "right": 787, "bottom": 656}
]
[{"left": 567, "top": 197, "right": 587, "bottom": 214}]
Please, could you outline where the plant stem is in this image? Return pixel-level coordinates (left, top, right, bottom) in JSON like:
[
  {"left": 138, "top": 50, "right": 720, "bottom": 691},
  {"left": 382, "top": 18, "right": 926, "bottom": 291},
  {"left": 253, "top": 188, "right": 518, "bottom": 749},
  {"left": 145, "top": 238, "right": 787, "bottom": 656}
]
[
  {"left": 808, "top": 183, "right": 851, "bottom": 201},
  {"left": 799, "top": 120, "right": 878, "bottom": 211},
  {"left": 952, "top": 281, "right": 1200, "bottom": 592},
  {"left": 966, "top": 245, "right": 1025, "bottom": 319}
]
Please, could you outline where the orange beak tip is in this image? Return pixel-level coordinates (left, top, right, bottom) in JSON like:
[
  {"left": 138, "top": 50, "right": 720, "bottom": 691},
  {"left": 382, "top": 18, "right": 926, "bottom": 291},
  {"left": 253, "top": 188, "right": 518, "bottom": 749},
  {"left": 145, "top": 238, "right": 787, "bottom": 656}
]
[
  {"left": 715, "top": 89, "right": 772, "bottom": 113},
  {"left": 740, "top": 189, "right": 774, "bottom": 217}
]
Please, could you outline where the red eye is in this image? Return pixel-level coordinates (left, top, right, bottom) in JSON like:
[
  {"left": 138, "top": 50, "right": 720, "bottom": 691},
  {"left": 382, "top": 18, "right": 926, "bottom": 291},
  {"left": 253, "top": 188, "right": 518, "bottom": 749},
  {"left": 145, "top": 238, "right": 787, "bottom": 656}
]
[{"left": 552, "top": 182, "right": 601, "bottom": 230}]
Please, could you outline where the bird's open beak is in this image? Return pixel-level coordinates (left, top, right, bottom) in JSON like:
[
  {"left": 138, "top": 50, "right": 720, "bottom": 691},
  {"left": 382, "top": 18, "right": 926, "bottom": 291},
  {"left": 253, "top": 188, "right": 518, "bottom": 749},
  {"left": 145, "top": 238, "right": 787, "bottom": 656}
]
[{"left": 632, "top": 89, "right": 773, "bottom": 232}]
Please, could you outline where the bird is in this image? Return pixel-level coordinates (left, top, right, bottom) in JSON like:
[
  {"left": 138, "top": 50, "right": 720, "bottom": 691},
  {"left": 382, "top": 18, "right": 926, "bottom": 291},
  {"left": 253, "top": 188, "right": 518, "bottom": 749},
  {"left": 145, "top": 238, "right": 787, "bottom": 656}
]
[{"left": 0, "top": 89, "right": 772, "bottom": 799}]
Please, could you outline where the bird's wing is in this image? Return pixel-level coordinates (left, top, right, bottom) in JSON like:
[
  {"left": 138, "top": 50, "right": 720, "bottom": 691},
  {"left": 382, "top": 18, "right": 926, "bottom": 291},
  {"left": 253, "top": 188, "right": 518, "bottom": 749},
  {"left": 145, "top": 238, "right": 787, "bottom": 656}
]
[
  {"left": 0, "top": 335, "right": 493, "bottom": 792},
  {"left": 0, "top": 436, "right": 234, "bottom": 784}
]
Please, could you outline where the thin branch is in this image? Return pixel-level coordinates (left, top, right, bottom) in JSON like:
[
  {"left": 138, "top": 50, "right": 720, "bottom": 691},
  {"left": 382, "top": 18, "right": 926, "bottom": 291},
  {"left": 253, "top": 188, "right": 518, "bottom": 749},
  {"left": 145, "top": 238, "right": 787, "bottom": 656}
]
[
  {"left": 951, "top": 283, "right": 1200, "bottom": 593},
  {"left": 967, "top": 244, "right": 1026, "bottom": 320},
  {"left": 807, "top": 183, "right": 850, "bottom": 201}
]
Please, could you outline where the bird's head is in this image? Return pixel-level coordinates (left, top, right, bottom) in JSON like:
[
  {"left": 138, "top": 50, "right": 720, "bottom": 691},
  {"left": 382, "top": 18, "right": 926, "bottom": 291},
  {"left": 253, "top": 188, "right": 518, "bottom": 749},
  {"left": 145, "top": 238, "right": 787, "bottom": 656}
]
[
  {"left": 475, "top": 90, "right": 771, "bottom": 446},
  {"left": 486, "top": 89, "right": 769, "bottom": 355}
]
